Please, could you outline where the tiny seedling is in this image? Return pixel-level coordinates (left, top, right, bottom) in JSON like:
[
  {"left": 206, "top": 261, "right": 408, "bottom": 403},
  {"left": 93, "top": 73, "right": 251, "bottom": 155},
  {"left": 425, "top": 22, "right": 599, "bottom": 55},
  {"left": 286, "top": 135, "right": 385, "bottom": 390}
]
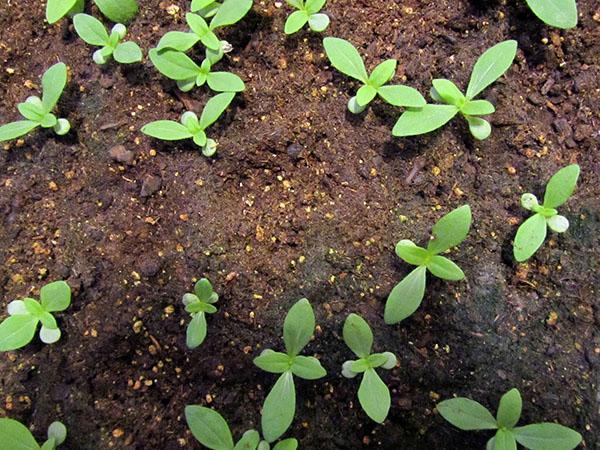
[
  {"left": 393, "top": 40, "right": 518, "bottom": 140},
  {"left": 323, "top": 37, "right": 426, "bottom": 114},
  {"left": 46, "top": 0, "right": 138, "bottom": 25},
  {"left": 185, "top": 406, "right": 298, "bottom": 450},
  {"left": 437, "top": 388, "right": 582, "bottom": 450},
  {"left": 141, "top": 92, "right": 235, "bottom": 157},
  {"left": 284, "top": 0, "right": 330, "bottom": 35},
  {"left": 0, "top": 281, "right": 71, "bottom": 351},
  {"left": 253, "top": 299, "right": 326, "bottom": 443},
  {"left": 525, "top": 0, "right": 577, "bottom": 29},
  {"left": 0, "top": 63, "right": 71, "bottom": 143},
  {"left": 341, "top": 314, "right": 397, "bottom": 423},
  {"left": 385, "top": 205, "right": 472, "bottom": 324},
  {"left": 513, "top": 164, "right": 580, "bottom": 262},
  {"left": 73, "top": 14, "right": 142, "bottom": 65},
  {"left": 0, "top": 418, "right": 67, "bottom": 450},
  {"left": 191, "top": 0, "right": 221, "bottom": 18},
  {"left": 181, "top": 278, "right": 219, "bottom": 349}
]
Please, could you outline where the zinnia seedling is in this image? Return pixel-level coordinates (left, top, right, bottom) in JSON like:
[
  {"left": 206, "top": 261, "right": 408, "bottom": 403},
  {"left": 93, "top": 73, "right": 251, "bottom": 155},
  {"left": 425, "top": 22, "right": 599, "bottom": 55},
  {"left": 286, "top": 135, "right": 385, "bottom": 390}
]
[
  {"left": 0, "top": 281, "right": 71, "bottom": 351},
  {"left": 73, "top": 14, "right": 142, "bottom": 65},
  {"left": 181, "top": 278, "right": 219, "bottom": 349},
  {"left": 0, "top": 418, "right": 67, "bottom": 449},
  {"left": 525, "top": 0, "right": 577, "bottom": 29},
  {"left": 437, "top": 388, "right": 582, "bottom": 450},
  {"left": 253, "top": 299, "right": 327, "bottom": 443},
  {"left": 185, "top": 406, "right": 298, "bottom": 450},
  {"left": 393, "top": 40, "right": 518, "bottom": 140},
  {"left": 341, "top": 314, "right": 397, "bottom": 424},
  {"left": 513, "top": 164, "right": 580, "bottom": 262},
  {"left": 385, "top": 205, "right": 472, "bottom": 324},
  {"left": 141, "top": 92, "right": 235, "bottom": 157},
  {"left": 323, "top": 37, "right": 426, "bottom": 114},
  {"left": 284, "top": 0, "right": 330, "bottom": 35},
  {"left": 46, "top": 0, "right": 138, "bottom": 25},
  {"left": 0, "top": 63, "right": 70, "bottom": 143}
]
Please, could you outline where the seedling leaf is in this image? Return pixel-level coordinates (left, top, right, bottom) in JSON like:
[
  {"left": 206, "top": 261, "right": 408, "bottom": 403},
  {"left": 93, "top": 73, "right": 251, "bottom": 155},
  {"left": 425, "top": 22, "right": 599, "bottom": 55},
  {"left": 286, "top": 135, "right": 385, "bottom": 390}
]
[
  {"left": 186, "top": 313, "right": 207, "bottom": 349},
  {"left": 283, "top": 298, "right": 314, "bottom": 356},
  {"left": 94, "top": 0, "right": 139, "bottom": 24},
  {"left": 427, "top": 205, "right": 472, "bottom": 254},
  {"left": 378, "top": 85, "right": 426, "bottom": 108},
  {"left": 432, "top": 79, "right": 465, "bottom": 106},
  {"left": 0, "top": 315, "right": 39, "bottom": 351},
  {"left": 0, "top": 418, "right": 40, "bottom": 450},
  {"left": 234, "top": 430, "right": 260, "bottom": 450},
  {"left": 543, "top": 164, "right": 580, "bottom": 208},
  {"left": 466, "top": 116, "right": 491, "bottom": 140},
  {"left": 395, "top": 240, "right": 429, "bottom": 266},
  {"left": 358, "top": 368, "right": 390, "bottom": 423},
  {"left": 157, "top": 31, "right": 200, "bottom": 52},
  {"left": 525, "top": 0, "right": 578, "bottom": 29},
  {"left": 290, "top": 355, "right": 326, "bottom": 380},
  {"left": 285, "top": 11, "right": 309, "bottom": 34},
  {"left": 199, "top": 92, "right": 235, "bottom": 129},
  {"left": 496, "top": 388, "right": 522, "bottom": 429},
  {"left": 427, "top": 256, "right": 464, "bottom": 281},
  {"left": 513, "top": 423, "right": 582, "bottom": 450},
  {"left": 392, "top": 104, "right": 459, "bottom": 137},
  {"left": 368, "top": 59, "right": 396, "bottom": 87},
  {"left": 323, "top": 37, "right": 368, "bottom": 83},
  {"left": 185, "top": 406, "right": 234, "bottom": 450},
  {"left": 207, "top": 72, "right": 246, "bottom": 92},
  {"left": 308, "top": 13, "right": 329, "bottom": 32},
  {"left": 113, "top": 41, "right": 143, "bottom": 64},
  {"left": 40, "top": 281, "right": 71, "bottom": 312},
  {"left": 437, "top": 397, "right": 498, "bottom": 430},
  {"left": 73, "top": 14, "right": 110, "bottom": 46},
  {"left": 384, "top": 266, "right": 427, "bottom": 324},
  {"left": 149, "top": 49, "right": 200, "bottom": 80},
  {"left": 254, "top": 350, "right": 290, "bottom": 374},
  {"left": 41, "top": 62, "right": 68, "bottom": 112},
  {"left": 210, "top": 0, "right": 253, "bottom": 30},
  {"left": 273, "top": 439, "right": 298, "bottom": 450},
  {"left": 461, "top": 99, "right": 495, "bottom": 115},
  {"left": 261, "top": 371, "right": 295, "bottom": 443},
  {"left": 466, "top": 40, "right": 517, "bottom": 99},
  {"left": 343, "top": 313, "right": 373, "bottom": 358},
  {"left": 513, "top": 213, "right": 547, "bottom": 262},
  {"left": 494, "top": 429, "right": 517, "bottom": 450},
  {"left": 141, "top": 121, "right": 194, "bottom": 140}
]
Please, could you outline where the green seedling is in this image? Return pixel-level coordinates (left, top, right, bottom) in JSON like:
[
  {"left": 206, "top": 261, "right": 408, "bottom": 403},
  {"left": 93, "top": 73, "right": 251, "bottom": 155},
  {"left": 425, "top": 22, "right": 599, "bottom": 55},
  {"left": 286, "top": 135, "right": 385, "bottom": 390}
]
[
  {"left": 0, "top": 281, "right": 71, "bottom": 351},
  {"left": 191, "top": 0, "right": 221, "bottom": 18},
  {"left": 323, "top": 37, "right": 426, "bottom": 114},
  {"left": 253, "top": 299, "right": 326, "bottom": 443},
  {"left": 393, "top": 40, "right": 517, "bottom": 140},
  {"left": 46, "top": 0, "right": 138, "bottom": 25},
  {"left": 0, "top": 418, "right": 67, "bottom": 450},
  {"left": 141, "top": 92, "right": 235, "bottom": 157},
  {"left": 0, "top": 63, "right": 70, "bottom": 143},
  {"left": 181, "top": 278, "right": 219, "bottom": 349},
  {"left": 284, "top": 0, "right": 330, "bottom": 35},
  {"left": 341, "top": 314, "right": 397, "bottom": 423},
  {"left": 385, "top": 205, "right": 471, "bottom": 324},
  {"left": 185, "top": 406, "right": 298, "bottom": 450},
  {"left": 513, "top": 164, "right": 580, "bottom": 262},
  {"left": 438, "top": 388, "right": 582, "bottom": 450},
  {"left": 525, "top": 0, "right": 577, "bottom": 29},
  {"left": 73, "top": 14, "right": 142, "bottom": 65}
]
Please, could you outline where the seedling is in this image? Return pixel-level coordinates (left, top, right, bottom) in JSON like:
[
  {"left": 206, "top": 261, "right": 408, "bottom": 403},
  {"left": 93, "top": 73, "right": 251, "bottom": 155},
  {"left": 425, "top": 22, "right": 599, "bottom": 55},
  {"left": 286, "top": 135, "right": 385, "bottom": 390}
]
[
  {"left": 46, "top": 0, "right": 138, "bottom": 25},
  {"left": 513, "top": 164, "right": 580, "bottom": 262},
  {"left": 0, "top": 418, "right": 67, "bottom": 449},
  {"left": 525, "top": 0, "right": 577, "bottom": 29},
  {"left": 393, "top": 40, "right": 518, "bottom": 140},
  {"left": 341, "top": 314, "right": 397, "bottom": 423},
  {"left": 191, "top": 0, "right": 221, "bottom": 18},
  {"left": 141, "top": 92, "right": 235, "bottom": 157},
  {"left": 185, "top": 406, "right": 298, "bottom": 450},
  {"left": 73, "top": 14, "right": 142, "bottom": 65},
  {"left": 181, "top": 278, "right": 219, "bottom": 349},
  {"left": 0, "top": 63, "right": 71, "bottom": 143},
  {"left": 385, "top": 205, "right": 471, "bottom": 324},
  {"left": 437, "top": 388, "right": 582, "bottom": 450},
  {"left": 323, "top": 37, "right": 426, "bottom": 114},
  {"left": 253, "top": 299, "right": 326, "bottom": 443},
  {"left": 0, "top": 281, "right": 71, "bottom": 351},
  {"left": 284, "top": 0, "right": 330, "bottom": 35}
]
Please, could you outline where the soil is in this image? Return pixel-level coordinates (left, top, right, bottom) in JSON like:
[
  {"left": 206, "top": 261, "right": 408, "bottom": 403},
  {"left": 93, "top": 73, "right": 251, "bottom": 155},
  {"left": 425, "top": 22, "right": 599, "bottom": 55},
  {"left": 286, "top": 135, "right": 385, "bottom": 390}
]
[{"left": 0, "top": 0, "right": 599, "bottom": 449}]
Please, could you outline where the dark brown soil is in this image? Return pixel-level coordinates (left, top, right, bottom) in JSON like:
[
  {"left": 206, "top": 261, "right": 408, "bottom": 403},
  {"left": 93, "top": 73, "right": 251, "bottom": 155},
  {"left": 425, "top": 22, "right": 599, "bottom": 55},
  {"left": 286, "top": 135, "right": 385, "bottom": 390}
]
[{"left": 0, "top": 0, "right": 599, "bottom": 449}]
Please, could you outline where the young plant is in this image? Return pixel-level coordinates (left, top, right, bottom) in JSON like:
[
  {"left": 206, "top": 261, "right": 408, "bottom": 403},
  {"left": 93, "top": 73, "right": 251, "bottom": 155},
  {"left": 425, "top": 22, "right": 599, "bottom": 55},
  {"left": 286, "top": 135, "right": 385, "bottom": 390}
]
[
  {"left": 341, "top": 314, "right": 397, "bottom": 423},
  {"left": 323, "top": 37, "right": 426, "bottom": 114},
  {"left": 0, "top": 418, "right": 67, "bottom": 449},
  {"left": 284, "top": 0, "right": 330, "bottom": 35},
  {"left": 185, "top": 406, "right": 298, "bottom": 450},
  {"left": 393, "top": 40, "right": 518, "bottom": 140},
  {"left": 73, "top": 14, "right": 142, "bottom": 65},
  {"left": 525, "top": 0, "right": 577, "bottom": 29},
  {"left": 0, "top": 63, "right": 70, "bottom": 143},
  {"left": 0, "top": 281, "right": 71, "bottom": 351},
  {"left": 385, "top": 205, "right": 472, "bottom": 325},
  {"left": 141, "top": 92, "right": 235, "bottom": 157},
  {"left": 253, "top": 298, "right": 326, "bottom": 443},
  {"left": 46, "top": 0, "right": 138, "bottom": 25},
  {"left": 181, "top": 278, "right": 219, "bottom": 349},
  {"left": 191, "top": 0, "right": 221, "bottom": 18},
  {"left": 437, "top": 388, "right": 582, "bottom": 450},
  {"left": 513, "top": 164, "right": 580, "bottom": 262}
]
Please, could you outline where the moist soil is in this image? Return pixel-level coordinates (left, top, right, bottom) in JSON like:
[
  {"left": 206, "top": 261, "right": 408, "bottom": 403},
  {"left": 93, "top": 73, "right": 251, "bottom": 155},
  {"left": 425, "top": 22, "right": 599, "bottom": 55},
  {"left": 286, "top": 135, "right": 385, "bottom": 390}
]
[{"left": 0, "top": 1, "right": 599, "bottom": 449}]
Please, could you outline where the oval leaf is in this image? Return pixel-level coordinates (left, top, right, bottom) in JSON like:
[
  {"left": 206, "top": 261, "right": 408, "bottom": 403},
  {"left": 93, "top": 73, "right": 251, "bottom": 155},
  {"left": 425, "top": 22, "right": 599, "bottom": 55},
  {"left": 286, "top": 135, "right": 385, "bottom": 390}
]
[
  {"left": 543, "top": 164, "right": 580, "bottom": 209},
  {"left": 525, "top": 0, "right": 577, "bottom": 29},
  {"left": 113, "top": 41, "right": 143, "bottom": 64},
  {"left": 206, "top": 72, "right": 246, "bottom": 92},
  {"left": 343, "top": 313, "right": 373, "bottom": 358},
  {"left": 323, "top": 37, "right": 368, "bottom": 83},
  {"left": 186, "top": 312, "right": 207, "bottom": 349},
  {"left": 185, "top": 405, "right": 234, "bottom": 450},
  {"left": 378, "top": 85, "right": 426, "bottom": 108},
  {"left": 392, "top": 104, "right": 459, "bottom": 137},
  {"left": 254, "top": 349, "right": 291, "bottom": 374},
  {"left": 437, "top": 397, "right": 498, "bottom": 430},
  {"left": 142, "top": 121, "right": 194, "bottom": 141},
  {"left": 285, "top": 11, "right": 309, "bottom": 34},
  {"left": 514, "top": 423, "right": 582, "bottom": 450},
  {"left": 210, "top": 0, "right": 253, "bottom": 29},
  {"left": 466, "top": 40, "right": 518, "bottom": 99},
  {"left": 358, "top": 368, "right": 391, "bottom": 423},
  {"left": 73, "top": 14, "right": 110, "bottom": 46},
  {"left": 290, "top": 355, "right": 326, "bottom": 380},
  {"left": 261, "top": 371, "right": 296, "bottom": 443},
  {"left": 199, "top": 92, "right": 235, "bottom": 130},
  {"left": 384, "top": 266, "right": 427, "bottom": 325},
  {"left": 427, "top": 255, "right": 465, "bottom": 281},
  {"left": 41, "top": 62, "right": 68, "bottom": 113},
  {"left": 0, "top": 315, "right": 39, "bottom": 351},
  {"left": 40, "top": 281, "right": 71, "bottom": 312},
  {"left": 149, "top": 49, "right": 200, "bottom": 81},
  {"left": 427, "top": 205, "right": 472, "bottom": 254},
  {"left": 283, "top": 298, "right": 315, "bottom": 356},
  {"left": 513, "top": 213, "right": 547, "bottom": 262},
  {"left": 46, "top": 0, "right": 78, "bottom": 24},
  {"left": 0, "top": 418, "right": 40, "bottom": 450},
  {"left": 94, "top": 0, "right": 139, "bottom": 24},
  {"left": 496, "top": 388, "right": 522, "bottom": 429}
]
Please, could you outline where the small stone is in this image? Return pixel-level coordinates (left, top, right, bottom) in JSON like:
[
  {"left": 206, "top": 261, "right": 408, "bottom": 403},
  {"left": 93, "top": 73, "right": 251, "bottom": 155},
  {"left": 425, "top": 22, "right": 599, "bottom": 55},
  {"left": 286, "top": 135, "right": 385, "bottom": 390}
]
[
  {"left": 109, "top": 145, "right": 134, "bottom": 165},
  {"left": 140, "top": 175, "right": 161, "bottom": 197},
  {"left": 139, "top": 258, "right": 160, "bottom": 277},
  {"left": 286, "top": 143, "right": 303, "bottom": 159}
]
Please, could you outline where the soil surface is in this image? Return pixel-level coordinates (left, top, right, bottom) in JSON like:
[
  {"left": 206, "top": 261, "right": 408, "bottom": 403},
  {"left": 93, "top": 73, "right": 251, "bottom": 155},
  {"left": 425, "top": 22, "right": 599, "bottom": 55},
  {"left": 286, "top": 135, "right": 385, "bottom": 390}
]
[{"left": 0, "top": 0, "right": 599, "bottom": 449}]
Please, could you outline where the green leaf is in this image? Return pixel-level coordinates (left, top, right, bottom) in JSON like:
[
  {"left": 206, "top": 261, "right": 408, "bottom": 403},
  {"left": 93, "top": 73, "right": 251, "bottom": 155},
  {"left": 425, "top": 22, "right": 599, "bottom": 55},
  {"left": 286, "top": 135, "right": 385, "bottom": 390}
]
[
  {"left": 46, "top": 0, "right": 78, "bottom": 24},
  {"left": 368, "top": 59, "right": 396, "bottom": 87},
  {"left": 142, "top": 121, "right": 194, "bottom": 141},
  {"left": 323, "top": 37, "right": 368, "bottom": 83},
  {"left": 206, "top": 72, "right": 246, "bottom": 92},
  {"left": 39, "top": 312, "right": 57, "bottom": 330},
  {"left": 513, "top": 213, "right": 547, "bottom": 262},
  {"left": 466, "top": 116, "right": 492, "bottom": 140},
  {"left": 194, "top": 278, "right": 218, "bottom": 303},
  {"left": 395, "top": 240, "right": 429, "bottom": 266},
  {"left": 185, "top": 302, "right": 217, "bottom": 314},
  {"left": 254, "top": 350, "right": 291, "bottom": 374},
  {"left": 94, "top": 0, "right": 139, "bottom": 24},
  {"left": 427, "top": 205, "right": 472, "bottom": 254},
  {"left": 209, "top": 0, "right": 253, "bottom": 29},
  {"left": 187, "top": 14, "right": 221, "bottom": 50},
  {"left": 41, "top": 62, "right": 68, "bottom": 113},
  {"left": 157, "top": 31, "right": 200, "bottom": 52},
  {"left": 40, "top": 281, "right": 71, "bottom": 312},
  {"left": 17, "top": 102, "right": 45, "bottom": 122},
  {"left": 40, "top": 113, "right": 58, "bottom": 128},
  {"left": 149, "top": 49, "right": 200, "bottom": 81},
  {"left": 307, "top": 13, "right": 329, "bottom": 32},
  {"left": 431, "top": 79, "right": 465, "bottom": 106},
  {"left": 543, "top": 164, "right": 580, "bottom": 208},
  {"left": 185, "top": 405, "right": 234, "bottom": 450},
  {"left": 461, "top": 99, "right": 495, "bottom": 115},
  {"left": 514, "top": 423, "right": 582, "bottom": 450},
  {"left": 47, "top": 421, "right": 67, "bottom": 445},
  {"left": 261, "top": 371, "right": 296, "bottom": 443},
  {"left": 496, "top": 388, "right": 522, "bottom": 429},
  {"left": 199, "top": 92, "right": 235, "bottom": 130},
  {"left": 234, "top": 430, "right": 260, "bottom": 450},
  {"left": 192, "top": 0, "right": 218, "bottom": 12},
  {"left": 186, "top": 312, "right": 208, "bottom": 349},
  {"left": 355, "top": 85, "right": 377, "bottom": 107},
  {"left": 525, "top": 0, "right": 577, "bottom": 29},
  {"left": 343, "top": 313, "right": 373, "bottom": 358},
  {"left": 290, "top": 355, "right": 326, "bottom": 380},
  {"left": 73, "top": 14, "right": 109, "bottom": 46},
  {"left": 378, "top": 85, "right": 426, "bottom": 108},
  {"left": 273, "top": 439, "right": 298, "bottom": 450},
  {"left": 384, "top": 266, "right": 427, "bottom": 324},
  {"left": 358, "top": 368, "right": 391, "bottom": 423},
  {"left": 349, "top": 359, "right": 370, "bottom": 373},
  {"left": 427, "top": 255, "right": 465, "bottom": 281},
  {"left": 24, "top": 298, "right": 45, "bottom": 317},
  {"left": 0, "top": 315, "right": 39, "bottom": 351},
  {"left": 466, "top": 40, "right": 518, "bottom": 99},
  {"left": 113, "top": 41, "right": 143, "bottom": 64},
  {"left": 0, "top": 418, "right": 41, "bottom": 450},
  {"left": 392, "top": 104, "right": 459, "bottom": 137},
  {"left": 286, "top": 0, "right": 304, "bottom": 8},
  {"left": 494, "top": 429, "right": 517, "bottom": 450},
  {"left": 284, "top": 11, "right": 309, "bottom": 34},
  {"left": 366, "top": 353, "right": 389, "bottom": 368},
  {"left": 305, "top": 0, "right": 326, "bottom": 14},
  {"left": 437, "top": 397, "right": 498, "bottom": 430},
  {"left": 283, "top": 298, "right": 315, "bottom": 356}
]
